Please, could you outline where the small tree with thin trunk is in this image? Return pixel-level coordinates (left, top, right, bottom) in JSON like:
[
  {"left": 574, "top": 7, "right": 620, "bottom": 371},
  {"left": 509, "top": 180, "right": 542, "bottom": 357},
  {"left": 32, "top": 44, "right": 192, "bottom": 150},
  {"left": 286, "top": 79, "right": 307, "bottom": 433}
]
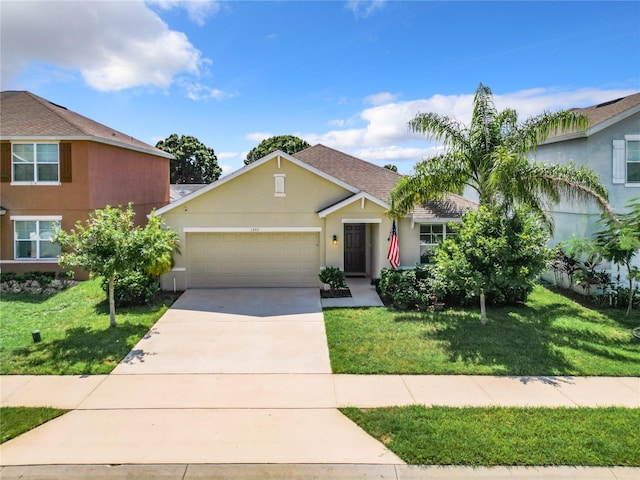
[
  {"left": 434, "top": 205, "right": 550, "bottom": 324},
  {"left": 56, "top": 204, "right": 179, "bottom": 328}
]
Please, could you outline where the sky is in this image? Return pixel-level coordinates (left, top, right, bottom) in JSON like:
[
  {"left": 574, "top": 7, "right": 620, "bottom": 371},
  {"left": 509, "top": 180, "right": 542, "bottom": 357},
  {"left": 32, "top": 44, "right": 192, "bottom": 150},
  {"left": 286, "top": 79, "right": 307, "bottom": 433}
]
[{"left": 1, "top": 0, "right": 639, "bottom": 176}]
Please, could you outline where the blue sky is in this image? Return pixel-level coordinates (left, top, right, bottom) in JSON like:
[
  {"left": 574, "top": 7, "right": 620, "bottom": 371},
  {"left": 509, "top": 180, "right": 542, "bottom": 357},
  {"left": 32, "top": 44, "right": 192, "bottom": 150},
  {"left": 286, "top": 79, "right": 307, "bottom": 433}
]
[{"left": 2, "top": 0, "right": 639, "bottom": 175}]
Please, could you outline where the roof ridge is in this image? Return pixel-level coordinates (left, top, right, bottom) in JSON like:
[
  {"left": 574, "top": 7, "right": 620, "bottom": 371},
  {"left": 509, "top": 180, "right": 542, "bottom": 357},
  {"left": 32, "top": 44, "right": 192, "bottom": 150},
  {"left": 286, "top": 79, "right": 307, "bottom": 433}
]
[
  {"left": 308, "top": 144, "right": 404, "bottom": 178},
  {"left": 24, "top": 91, "right": 87, "bottom": 135}
]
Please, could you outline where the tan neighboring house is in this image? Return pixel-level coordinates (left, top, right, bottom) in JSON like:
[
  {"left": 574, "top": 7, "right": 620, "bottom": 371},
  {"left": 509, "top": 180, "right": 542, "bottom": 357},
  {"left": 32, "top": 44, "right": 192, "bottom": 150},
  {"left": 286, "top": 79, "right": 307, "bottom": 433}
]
[
  {"left": 156, "top": 144, "right": 476, "bottom": 290},
  {"left": 0, "top": 90, "right": 172, "bottom": 275}
]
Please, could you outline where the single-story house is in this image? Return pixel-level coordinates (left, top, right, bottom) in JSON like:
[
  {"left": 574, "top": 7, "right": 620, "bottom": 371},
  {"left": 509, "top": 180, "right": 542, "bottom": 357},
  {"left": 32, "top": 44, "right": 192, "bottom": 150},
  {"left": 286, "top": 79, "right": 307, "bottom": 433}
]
[{"left": 155, "top": 144, "right": 476, "bottom": 290}]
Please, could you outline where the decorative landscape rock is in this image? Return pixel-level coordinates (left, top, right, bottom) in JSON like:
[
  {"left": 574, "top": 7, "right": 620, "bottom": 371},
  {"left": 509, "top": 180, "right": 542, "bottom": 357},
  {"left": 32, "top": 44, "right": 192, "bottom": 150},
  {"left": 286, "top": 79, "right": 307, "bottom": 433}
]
[{"left": 0, "top": 278, "right": 77, "bottom": 295}]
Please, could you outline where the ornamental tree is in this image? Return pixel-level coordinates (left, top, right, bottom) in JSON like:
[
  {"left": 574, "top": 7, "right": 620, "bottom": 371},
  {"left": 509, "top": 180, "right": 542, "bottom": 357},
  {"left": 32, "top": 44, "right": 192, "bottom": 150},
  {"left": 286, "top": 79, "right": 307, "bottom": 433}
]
[
  {"left": 56, "top": 204, "right": 179, "bottom": 328},
  {"left": 434, "top": 205, "right": 550, "bottom": 324}
]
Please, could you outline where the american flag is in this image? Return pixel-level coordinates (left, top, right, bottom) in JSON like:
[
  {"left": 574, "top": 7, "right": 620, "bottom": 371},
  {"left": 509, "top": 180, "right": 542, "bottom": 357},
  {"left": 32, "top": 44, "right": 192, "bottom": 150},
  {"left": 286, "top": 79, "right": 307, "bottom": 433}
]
[{"left": 387, "top": 219, "right": 400, "bottom": 268}]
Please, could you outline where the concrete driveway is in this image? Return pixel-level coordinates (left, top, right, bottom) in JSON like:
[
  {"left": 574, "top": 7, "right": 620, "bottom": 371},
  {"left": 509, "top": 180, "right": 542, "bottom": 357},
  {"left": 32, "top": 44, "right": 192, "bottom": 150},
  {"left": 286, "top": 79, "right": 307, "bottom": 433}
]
[
  {"left": 112, "top": 288, "right": 332, "bottom": 374},
  {"left": 0, "top": 288, "right": 407, "bottom": 466}
]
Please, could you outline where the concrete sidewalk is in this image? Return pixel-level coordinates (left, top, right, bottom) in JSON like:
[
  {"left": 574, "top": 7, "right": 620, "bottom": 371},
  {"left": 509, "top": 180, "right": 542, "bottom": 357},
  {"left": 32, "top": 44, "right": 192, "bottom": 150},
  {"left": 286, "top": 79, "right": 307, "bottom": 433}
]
[{"left": 2, "top": 374, "right": 639, "bottom": 410}]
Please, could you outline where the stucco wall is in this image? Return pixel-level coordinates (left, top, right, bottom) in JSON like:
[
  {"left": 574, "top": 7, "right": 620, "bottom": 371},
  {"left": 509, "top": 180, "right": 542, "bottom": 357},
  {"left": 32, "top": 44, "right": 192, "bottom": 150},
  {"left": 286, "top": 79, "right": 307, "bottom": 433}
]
[
  {"left": 534, "top": 113, "right": 640, "bottom": 280},
  {"left": 86, "top": 141, "right": 169, "bottom": 222},
  {"left": 1, "top": 140, "right": 169, "bottom": 275}
]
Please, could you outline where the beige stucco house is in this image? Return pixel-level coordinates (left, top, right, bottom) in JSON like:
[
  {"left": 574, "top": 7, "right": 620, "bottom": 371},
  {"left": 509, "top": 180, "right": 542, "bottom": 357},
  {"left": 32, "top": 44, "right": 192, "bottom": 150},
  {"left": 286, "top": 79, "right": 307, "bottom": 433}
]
[{"left": 155, "top": 144, "right": 476, "bottom": 290}]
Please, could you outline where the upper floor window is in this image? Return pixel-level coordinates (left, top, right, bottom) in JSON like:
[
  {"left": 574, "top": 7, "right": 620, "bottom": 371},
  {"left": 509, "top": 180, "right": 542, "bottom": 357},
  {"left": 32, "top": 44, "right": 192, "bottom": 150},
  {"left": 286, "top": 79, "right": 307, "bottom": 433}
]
[
  {"left": 13, "top": 217, "right": 62, "bottom": 260},
  {"left": 419, "top": 223, "right": 456, "bottom": 263},
  {"left": 627, "top": 140, "right": 640, "bottom": 183},
  {"left": 12, "top": 143, "right": 59, "bottom": 183}
]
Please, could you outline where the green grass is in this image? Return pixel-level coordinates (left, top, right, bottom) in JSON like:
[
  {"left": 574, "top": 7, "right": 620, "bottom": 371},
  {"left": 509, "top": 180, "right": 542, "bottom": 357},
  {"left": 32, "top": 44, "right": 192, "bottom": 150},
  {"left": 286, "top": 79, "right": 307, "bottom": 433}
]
[
  {"left": 342, "top": 406, "right": 640, "bottom": 466},
  {"left": 325, "top": 285, "right": 640, "bottom": 375},
  {"left": 0, "top": 279, "right": 178, "bottom": 375},
  {"left": 1, "top": 407, "right": 68, "bottom": 443}
]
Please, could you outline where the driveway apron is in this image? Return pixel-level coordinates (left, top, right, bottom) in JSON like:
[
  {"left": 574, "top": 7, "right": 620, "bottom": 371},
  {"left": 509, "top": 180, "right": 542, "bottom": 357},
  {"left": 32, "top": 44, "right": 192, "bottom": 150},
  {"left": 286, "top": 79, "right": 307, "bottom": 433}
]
[{"left": 0, "top": 288, "right": 404, "bottom": 466}]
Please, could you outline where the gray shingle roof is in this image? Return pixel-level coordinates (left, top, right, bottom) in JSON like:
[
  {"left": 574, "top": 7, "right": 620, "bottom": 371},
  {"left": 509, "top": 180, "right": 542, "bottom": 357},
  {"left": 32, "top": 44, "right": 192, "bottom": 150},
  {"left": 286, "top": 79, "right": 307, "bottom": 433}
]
[
  {"left": 293, "top": 144, "right": 477, "bottom": 218},
  {"left": 412, "top": 195, "right": 478, "bottom": 220},
  {"left": 293, "top": 144, "right": 402, "bottom": 203},
  {"left": 574, "top": 92, "right": 640, "bottom": 127},
  {"left": 0, "top": 90, "right": 170, "bottom": 158}
]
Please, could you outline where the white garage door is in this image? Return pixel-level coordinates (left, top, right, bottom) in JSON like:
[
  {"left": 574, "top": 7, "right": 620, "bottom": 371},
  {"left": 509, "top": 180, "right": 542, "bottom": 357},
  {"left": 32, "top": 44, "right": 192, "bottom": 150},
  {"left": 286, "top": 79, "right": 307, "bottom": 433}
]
[{"left": 188, "top": 232, "right": 320, "bottom": 288}]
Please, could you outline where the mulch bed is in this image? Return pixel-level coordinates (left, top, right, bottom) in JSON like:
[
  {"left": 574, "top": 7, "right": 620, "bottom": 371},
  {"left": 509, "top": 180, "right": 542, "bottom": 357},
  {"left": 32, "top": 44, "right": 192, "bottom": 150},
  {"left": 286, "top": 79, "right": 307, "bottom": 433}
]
[{"left": 320, "top": 288, "right": 352, "bottom": 298}]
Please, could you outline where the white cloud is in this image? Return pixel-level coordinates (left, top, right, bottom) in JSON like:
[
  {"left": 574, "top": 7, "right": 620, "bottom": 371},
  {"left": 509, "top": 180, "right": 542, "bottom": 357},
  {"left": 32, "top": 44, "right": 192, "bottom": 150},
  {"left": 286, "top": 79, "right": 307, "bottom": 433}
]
[
  {"left": 217, "top": 151, "right": 241, "bottom": 160},
  {"left": 345, "top": 0, "right": 386, "bottom": 18},
  {"left": 178, "top": 78, "right": 236, "bottom": 101},
  {"left": 0, "top": 1, "right": 207, "bottom": 92},
  {"left": 364, "top": 92, "right": 400, "bottom": 106},
  {"left": 302, "top": 86, "right": 638, "bottom": 167},
  {"left": 245, "top": 132, "right": 273, "bottom": 142},
  {"left": 220, "top": 164, "right": 234, "bottom": 176},
  {"left": 148, "top": 0, "right": 222, "bottom": 26}
]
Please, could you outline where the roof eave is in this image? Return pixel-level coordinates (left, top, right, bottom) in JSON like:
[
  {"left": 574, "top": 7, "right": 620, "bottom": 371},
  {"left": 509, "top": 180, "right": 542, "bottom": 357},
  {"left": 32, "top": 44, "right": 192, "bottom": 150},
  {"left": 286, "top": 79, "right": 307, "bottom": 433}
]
[
  {"left": 0, "top": 135, "right": 173, "bottom": 159},
  {"left": 154, "top": 150, "right": 361, "bottom": 216},
  {"left": 541, "top": 104, "right": 640, "bottom": 145},
  {"left": 317, "top": 191, "right": 390, "bottom": 218}
]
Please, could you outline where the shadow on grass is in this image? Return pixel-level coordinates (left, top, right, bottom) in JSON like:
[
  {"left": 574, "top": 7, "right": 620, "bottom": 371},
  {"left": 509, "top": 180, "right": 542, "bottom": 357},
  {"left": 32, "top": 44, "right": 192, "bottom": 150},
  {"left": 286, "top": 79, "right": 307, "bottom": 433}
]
[
  {"left": 396, "top": 294, "right": 640, "bottom": 375},
  {"left": 394, "top": 304, "right": 586, "bottom": 375},
  {"left": 7, "top": 322, "right": 151, "bottom": 375}
]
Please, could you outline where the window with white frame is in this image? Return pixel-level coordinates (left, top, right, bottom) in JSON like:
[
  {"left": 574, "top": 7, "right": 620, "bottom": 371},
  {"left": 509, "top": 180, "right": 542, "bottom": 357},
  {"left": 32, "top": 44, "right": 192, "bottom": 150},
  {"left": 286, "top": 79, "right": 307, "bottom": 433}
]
[
  {"left": 627, "top": 139, "right": 640, "bottom": 183},
  {"left": 419, "top": 223, "right": 456, "bottom": 263},
  {"left": 12, "top": 143, "right": 59, "bottom": 183},
  {"left": 13, "top": 218, "right": 62, "bottom": 260}
]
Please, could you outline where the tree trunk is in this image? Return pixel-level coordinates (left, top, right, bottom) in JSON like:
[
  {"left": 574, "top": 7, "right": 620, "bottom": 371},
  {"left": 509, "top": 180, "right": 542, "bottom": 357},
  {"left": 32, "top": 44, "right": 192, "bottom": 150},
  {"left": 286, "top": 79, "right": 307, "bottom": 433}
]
[
  {"left": 627, "top": 273, "right": 633, "bottom": 318},
  {"left": 480, "top": 290, "right": 488, "bottom": 325},
  {"left": 109, "top": 274, "right": 117, "bottom": 328}
]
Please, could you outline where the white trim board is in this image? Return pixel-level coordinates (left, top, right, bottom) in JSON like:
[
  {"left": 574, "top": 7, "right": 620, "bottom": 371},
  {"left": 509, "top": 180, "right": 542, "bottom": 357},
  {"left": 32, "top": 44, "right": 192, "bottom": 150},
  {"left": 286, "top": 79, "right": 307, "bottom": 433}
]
[
  {"left": 341, "top": 218, "right": 382, "bottom": 224},
  {"left": 184, "top": 227, "right": 322, "bottom": 233}
]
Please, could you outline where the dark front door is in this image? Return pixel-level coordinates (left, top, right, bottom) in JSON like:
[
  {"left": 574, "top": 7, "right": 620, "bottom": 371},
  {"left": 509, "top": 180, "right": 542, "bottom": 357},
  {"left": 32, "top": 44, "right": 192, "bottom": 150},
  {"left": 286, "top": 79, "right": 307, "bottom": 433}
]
[{"left": 344, "top": 224, "right": 366, "bottom": 274}]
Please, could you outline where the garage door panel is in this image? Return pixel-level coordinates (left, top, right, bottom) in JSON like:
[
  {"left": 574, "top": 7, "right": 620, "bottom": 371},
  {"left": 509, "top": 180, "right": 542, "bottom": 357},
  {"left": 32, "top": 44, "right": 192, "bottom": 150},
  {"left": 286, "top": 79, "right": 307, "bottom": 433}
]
[{"left": 188, "top": 232, "right": 319, "bottom": 288}]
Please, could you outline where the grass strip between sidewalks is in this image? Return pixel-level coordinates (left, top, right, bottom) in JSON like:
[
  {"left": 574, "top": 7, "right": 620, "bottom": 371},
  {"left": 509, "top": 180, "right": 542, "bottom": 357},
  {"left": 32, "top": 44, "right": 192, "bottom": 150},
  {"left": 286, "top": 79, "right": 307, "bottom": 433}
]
[
  {"left": 342, "top": 406, "right": 640, "bottom": 466},
  {"left": 325, "top": 285, "right": 640, "bottom": 376},
  {"left": 1, "top": 407, "right": 68, "bottom": 444},
  {"left": 0, "top": 279, "right": 178, "bottom": 375}
]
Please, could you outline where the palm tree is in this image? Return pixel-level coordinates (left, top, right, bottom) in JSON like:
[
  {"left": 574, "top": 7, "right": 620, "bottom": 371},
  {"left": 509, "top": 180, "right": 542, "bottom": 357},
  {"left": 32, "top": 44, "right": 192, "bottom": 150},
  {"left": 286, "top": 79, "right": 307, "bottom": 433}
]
[{"left": 391, "top": 83, "right": 614, "bottom": 229}]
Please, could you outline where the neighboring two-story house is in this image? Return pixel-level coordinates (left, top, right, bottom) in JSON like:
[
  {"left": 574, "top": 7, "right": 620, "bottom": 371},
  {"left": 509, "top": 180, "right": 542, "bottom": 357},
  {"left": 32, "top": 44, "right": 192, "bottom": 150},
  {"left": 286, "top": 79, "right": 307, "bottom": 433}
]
[
  {"left": 0, "top": 91, "right": 172, "bottom": 275},
  {"left": 534, "top": 92, "right": 640, "bottom": 279}
]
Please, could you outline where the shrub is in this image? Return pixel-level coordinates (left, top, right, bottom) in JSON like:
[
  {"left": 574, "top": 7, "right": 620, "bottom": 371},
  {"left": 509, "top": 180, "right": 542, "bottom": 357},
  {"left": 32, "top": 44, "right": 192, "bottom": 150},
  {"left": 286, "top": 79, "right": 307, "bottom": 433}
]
[
  {"left": 378, "top": 266, "right": 437, "bottom": 309},
  {"left": 100, "top": 270, "right": 159, "bottom": 307},
  {"left": 318, "top": 266, "right": 347, "bottom": 291}
]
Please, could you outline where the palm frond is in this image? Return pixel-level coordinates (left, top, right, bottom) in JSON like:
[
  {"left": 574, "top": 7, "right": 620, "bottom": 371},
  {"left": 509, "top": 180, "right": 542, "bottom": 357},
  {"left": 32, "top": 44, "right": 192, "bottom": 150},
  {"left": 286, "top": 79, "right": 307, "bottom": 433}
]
[
  {"left": 408, "top": 112, "right": 468, "bottom": 150},
  {"left": 389, "top": 153, "right": 470, "bottom": 217},
  {"left": 516, "top": 110, "right": 589, "bottom": 153}
]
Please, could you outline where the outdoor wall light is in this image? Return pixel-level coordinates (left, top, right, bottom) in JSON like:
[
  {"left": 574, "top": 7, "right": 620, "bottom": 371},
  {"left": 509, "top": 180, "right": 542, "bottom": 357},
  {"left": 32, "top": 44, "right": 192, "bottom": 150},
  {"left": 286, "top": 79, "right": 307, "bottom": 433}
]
[{"left": 332, "top": 235, "right": 338, "bottom": 244}]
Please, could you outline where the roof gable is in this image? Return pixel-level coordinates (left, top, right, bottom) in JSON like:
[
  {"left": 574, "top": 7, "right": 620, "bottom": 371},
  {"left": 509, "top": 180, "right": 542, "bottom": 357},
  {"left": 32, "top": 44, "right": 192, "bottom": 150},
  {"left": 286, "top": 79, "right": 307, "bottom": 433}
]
[
  {"left": 0, "top": 90, "right": 170, "bottom": 158},
  {"left": 155, "top": 150, "right": 360, "bottom": 215}
]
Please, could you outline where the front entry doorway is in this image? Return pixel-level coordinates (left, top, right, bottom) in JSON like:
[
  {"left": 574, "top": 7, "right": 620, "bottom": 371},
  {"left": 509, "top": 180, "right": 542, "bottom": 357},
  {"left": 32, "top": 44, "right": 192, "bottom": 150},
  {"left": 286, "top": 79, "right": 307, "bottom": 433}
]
[{"left": 344, "top": 223, "right": 366, "bottom": 276}]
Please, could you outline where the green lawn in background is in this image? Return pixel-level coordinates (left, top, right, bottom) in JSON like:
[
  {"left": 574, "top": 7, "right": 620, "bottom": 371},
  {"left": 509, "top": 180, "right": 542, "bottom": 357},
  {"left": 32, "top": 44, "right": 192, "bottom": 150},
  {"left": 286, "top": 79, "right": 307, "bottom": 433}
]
[
  {"left": 0, "top": 279, "right": 178, "bottom": 375},
  {"left": 1, "top": 407, "right": 68, "bottom": 443},
  {"left": 325, "top": 285, "right": 640, "bottom": 376},
  {"left": 342, "top": 406, "right": 640, "bottom": 466}
]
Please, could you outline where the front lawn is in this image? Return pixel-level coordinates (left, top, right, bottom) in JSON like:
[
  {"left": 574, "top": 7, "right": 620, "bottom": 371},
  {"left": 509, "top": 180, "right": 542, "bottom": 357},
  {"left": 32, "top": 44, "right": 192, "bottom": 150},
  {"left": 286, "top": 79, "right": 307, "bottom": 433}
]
[
  {"left": 0, "top": 279, "right": 178, "bottom": 375},
  {"left": 342, "top": 406, "right": 640, "bottom": 466},
  {"left": 324, "top": 285, "right": 640, "bottom": 375},
  {"left": 0, "top": 407, "right": 68, "bottom": 443}
]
